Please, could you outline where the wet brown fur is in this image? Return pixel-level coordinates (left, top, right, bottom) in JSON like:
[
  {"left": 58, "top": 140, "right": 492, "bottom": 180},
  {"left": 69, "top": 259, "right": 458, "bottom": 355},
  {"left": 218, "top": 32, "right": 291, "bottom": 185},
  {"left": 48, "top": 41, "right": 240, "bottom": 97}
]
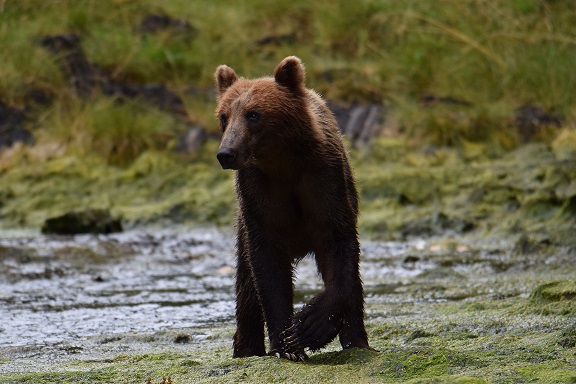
[{"left": 215, "top": 56, "right": 371, "bottom": 361}]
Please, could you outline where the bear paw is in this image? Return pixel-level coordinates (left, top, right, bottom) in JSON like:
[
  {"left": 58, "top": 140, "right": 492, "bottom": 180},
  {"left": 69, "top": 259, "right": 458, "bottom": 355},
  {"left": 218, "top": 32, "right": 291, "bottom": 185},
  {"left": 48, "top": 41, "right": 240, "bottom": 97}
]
[{"left": 283, "top": 302, "right": 345, "bottom": 351}]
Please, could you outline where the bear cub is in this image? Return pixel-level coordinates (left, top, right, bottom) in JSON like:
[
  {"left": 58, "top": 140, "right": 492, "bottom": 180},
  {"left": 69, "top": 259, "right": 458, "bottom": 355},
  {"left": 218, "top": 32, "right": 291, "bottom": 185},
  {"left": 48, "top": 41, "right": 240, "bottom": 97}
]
[{"left": 215, "top": 56, "right": 371, "bottom": 361}]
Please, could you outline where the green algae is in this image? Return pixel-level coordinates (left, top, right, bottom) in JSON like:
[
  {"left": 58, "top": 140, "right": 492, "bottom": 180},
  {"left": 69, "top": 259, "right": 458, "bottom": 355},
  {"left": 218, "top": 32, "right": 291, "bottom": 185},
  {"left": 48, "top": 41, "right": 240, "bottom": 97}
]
[
  {"left": 525, "top": 279, "right": 576, "bottom": 316},
  {"left": 0, "top": 143, "right": 234, "bottom": 230},
  {"left": 356, "top": 140, "right": 576, "bottom": 243}
]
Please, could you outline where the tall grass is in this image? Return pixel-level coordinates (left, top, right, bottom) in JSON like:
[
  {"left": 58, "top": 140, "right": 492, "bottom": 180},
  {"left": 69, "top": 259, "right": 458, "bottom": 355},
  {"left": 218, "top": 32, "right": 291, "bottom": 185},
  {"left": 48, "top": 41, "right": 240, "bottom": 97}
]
[
  {"left": 1, "top": 0, "right": 575, "bottom": 158},
  {"left": 38, "top": 97, "right": 176, "bottom": 166}
]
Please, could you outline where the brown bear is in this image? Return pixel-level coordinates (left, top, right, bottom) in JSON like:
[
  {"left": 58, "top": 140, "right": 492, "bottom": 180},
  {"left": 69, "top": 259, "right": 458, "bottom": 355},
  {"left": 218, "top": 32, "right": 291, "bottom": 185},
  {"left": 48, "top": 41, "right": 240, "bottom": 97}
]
[{"left": 215, "top": 56, "right": 371, "bottom": 361}]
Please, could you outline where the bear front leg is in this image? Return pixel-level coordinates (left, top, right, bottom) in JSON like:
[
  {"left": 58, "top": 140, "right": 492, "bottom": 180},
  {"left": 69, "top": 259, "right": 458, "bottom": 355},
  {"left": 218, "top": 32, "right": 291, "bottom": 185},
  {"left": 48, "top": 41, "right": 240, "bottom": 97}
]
[
  {"left": 246, "top": 239, "right": 307, "bottom": 361},
  {"left": 233, "top": 227, "right": 266, "bottom": 358},
  {"left": 284, "top": 289, "right": 346, "bottom": 351},
  {"left": 285, "top": 236, "right": 370, "bottom": 352}
]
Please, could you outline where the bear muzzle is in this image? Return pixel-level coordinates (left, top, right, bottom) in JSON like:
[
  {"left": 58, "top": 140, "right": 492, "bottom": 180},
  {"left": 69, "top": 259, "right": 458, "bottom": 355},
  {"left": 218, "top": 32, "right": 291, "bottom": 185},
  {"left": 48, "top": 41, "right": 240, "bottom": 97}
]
[{"left": 217, "top": 147, "right": 239, "bottom": 170}]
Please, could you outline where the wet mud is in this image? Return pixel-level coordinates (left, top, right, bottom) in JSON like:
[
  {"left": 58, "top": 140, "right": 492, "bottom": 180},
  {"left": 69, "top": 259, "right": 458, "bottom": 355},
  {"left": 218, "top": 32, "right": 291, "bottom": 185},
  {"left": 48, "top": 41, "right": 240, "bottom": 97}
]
[{"left": 0, "top": 227, "right": 236, "bottom": 348}]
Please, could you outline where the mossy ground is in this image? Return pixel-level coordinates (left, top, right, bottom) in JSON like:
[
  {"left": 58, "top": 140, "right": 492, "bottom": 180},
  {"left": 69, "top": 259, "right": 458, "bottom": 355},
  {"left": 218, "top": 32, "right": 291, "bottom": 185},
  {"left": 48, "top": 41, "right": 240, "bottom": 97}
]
[
  {"left": 1, "top": 230, "right": 575, "bottom": 384},
  {"left": 2, "top": 292, "right": 575, "bottom": 383},
  {"left": 355, "top": 139, "right": 576, "bottom": 245},
  {"left": 2, "top": 137, "right": 574, "bottom": 249},
  {"left": 0, "top": 141, "right": 234, "bottom": 229}
]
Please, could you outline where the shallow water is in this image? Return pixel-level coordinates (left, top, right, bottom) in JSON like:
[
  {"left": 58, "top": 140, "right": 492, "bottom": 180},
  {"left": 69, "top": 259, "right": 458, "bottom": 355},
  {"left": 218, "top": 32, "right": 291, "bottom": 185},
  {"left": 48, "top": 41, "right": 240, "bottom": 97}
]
[
  {"left": 0, "top": 227, "right": 239, "bottom": 347},
  {"left": 0, "top": 226, "right": 572, "bottom": 361}
]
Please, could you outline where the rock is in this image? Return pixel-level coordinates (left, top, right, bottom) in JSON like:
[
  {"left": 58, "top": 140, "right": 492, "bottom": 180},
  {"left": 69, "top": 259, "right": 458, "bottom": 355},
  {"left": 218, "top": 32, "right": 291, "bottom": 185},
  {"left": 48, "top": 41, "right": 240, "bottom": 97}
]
[
  {"left": 173, "top": 334, "right": 192, "bottom": 344},
  {"left": 39, "top": 34, "right": 106, "bottom": 97},
  {"left": 515, "top": 104, "right": 563, "bottom": 142},
  {"left": 419, "top": 94, "right": 472, "bottom": 107},
  {"left": 217, "top": 265, "right": 235, "bottom": 276},
  {"left": 176, "top": 127, "right": 207, "bottom": 154},
  {"left": 23, "top": 88, "right": 53, "bottom": 109},
  {"left": 328, "top": 102, "right": 385, "bottom": 147},
  {"left": 41, "top": 209, "right": 123, "bottom": 235},
  {"left": 102, "top": 83, "right": 188, "bottom": 117},
  {"left": 139, "top": 14, "right": 195, "bottom": 35},
  {"left": 40, "top": 34, "right": 188, "bottom": 117},
  {"left": 255, "top": 33, "right": 296, "bottom": 46},
  {"left": 0, "top": 100, "right": 34, "bottom": 150}
]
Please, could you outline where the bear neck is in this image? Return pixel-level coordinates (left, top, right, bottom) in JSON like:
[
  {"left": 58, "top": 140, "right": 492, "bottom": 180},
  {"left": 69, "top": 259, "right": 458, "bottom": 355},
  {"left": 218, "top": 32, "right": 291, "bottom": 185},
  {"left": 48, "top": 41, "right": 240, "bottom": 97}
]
[
  {"left": 252, "top": 136, "right": 322, "bottom": 183},
  {"left": 252, "top": 152, "right": 308, "bottom": 182}
]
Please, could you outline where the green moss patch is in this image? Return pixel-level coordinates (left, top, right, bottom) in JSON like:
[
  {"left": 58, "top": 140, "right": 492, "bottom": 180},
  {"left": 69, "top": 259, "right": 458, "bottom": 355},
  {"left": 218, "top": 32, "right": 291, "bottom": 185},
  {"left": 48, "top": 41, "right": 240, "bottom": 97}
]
[{"left": 525, "top": 279, "right": 576, "bottom": 315}]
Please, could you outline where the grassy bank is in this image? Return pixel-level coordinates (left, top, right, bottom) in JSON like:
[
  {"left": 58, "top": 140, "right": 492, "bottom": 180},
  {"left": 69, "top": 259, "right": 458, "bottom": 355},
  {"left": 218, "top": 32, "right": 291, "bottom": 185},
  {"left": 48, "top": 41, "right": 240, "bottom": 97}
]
[{"left": 2, "top": 0, "right": 576, "bottom": 154}]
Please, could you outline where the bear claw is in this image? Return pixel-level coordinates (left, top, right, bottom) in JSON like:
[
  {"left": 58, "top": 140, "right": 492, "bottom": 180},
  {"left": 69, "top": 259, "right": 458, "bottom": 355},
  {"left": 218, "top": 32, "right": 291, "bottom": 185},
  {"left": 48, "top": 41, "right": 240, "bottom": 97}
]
[{"left": 267, "top": 349, "right": 308, "bottom": 362}]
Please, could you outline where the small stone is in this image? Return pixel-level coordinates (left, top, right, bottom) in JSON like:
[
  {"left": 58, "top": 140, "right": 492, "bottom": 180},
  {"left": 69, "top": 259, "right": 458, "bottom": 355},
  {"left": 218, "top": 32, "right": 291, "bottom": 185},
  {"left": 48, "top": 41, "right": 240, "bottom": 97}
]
[
  {"left": 174, "top": 334, "right": 192, "bottom": 344},
  {"left": 217, "top": 265, "right": 235, "bottom": 276},
  {"left": 41, "top": 209, "right": 122, "bottom": 235}
]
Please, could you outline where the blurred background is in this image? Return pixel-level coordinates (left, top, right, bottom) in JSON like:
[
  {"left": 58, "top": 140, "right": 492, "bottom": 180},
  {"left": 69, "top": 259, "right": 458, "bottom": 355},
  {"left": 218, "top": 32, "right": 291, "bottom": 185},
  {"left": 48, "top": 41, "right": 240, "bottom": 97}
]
[{"left": 1, "top": 0, "right": 575, "bottom": 243}]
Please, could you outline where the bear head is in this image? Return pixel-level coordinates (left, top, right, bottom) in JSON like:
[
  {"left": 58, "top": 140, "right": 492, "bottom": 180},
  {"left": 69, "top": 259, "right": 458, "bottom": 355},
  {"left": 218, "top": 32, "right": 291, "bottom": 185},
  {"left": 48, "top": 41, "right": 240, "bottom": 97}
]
[{"left": 214, "top": 56, "right": 312, "bottom": 171}]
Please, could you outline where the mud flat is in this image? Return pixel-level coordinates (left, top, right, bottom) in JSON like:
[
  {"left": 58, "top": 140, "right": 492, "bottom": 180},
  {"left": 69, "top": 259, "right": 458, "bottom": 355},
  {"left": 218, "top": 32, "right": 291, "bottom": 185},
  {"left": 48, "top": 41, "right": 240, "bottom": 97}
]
[{"left": 0, "top": 226, "right": 575, "bottom": 383}]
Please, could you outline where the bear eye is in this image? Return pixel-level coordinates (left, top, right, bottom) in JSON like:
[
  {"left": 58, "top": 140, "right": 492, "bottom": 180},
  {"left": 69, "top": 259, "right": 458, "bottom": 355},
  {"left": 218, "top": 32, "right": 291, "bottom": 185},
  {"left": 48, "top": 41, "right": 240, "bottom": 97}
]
[
  {"left": 246, "top": 110, "right": 260, "bottom": 122},
  {"left": 219, "top": 114, "right": 229, "bottom": 131}
]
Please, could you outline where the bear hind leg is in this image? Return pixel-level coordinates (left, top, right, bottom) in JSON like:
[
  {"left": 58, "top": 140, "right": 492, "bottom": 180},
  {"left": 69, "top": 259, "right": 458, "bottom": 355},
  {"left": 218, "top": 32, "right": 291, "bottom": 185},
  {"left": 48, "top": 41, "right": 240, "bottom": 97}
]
[{"left": 338, "top": 273, "right": 371, "bottom": 350}]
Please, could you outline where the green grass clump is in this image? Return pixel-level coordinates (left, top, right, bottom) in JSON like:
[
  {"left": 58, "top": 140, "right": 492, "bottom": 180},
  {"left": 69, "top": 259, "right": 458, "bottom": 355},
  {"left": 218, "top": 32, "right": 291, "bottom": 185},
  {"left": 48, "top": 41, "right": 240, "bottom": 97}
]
[{"left": 39, "top": 97, "right": 177, "bottom": 165}]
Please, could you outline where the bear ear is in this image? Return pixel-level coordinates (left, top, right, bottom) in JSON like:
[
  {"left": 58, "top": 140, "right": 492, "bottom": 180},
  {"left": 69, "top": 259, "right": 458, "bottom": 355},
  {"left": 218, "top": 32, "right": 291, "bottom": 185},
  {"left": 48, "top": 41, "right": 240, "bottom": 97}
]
[
  {"left": 274, "top": 56, "right": 305, "bottom": 93},
  {"left": 215, "top": 65, "right": 239, "bottom": 96}
]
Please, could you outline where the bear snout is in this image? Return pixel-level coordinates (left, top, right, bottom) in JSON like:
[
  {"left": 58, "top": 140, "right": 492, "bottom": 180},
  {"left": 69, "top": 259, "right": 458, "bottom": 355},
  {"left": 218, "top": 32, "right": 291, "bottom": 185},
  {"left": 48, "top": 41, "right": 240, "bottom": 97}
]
[{"left": 217, "top": 147, "right": 239, "bottom": 170}]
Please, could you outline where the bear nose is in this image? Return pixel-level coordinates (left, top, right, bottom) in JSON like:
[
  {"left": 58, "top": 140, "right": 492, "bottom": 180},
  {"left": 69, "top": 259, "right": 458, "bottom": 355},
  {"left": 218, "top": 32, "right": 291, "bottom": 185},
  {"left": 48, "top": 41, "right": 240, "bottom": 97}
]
[{"left": 217, "top": 147, "right": 237, "bottom": 169}]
